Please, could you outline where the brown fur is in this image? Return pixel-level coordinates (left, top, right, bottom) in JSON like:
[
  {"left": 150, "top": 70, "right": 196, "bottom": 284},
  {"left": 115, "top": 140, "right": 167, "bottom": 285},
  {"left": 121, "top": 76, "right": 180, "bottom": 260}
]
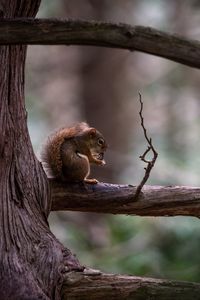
[{"left": 41, "top": 122, "right": 107, "bottom": 183}]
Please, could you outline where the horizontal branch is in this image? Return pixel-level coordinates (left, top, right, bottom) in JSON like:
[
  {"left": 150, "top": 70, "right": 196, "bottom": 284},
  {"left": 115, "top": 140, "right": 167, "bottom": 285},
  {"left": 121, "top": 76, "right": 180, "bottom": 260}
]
[
  {"left": 62, "top": 271, "right": 200, "bottom": 299},
  {"left": 0, "top": 18, "right": 200, "bottom": 68},
  {"left": 51, "top": 180, "right": 200, "bottom": 217}
]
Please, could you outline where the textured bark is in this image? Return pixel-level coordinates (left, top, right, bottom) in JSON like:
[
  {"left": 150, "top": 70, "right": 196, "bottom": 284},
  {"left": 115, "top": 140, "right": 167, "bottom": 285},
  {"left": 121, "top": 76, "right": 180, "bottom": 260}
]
[
  {"left": 0, "top": 2, "right": 81, "bottom": 300},
  {"left": 0, "top": 19, "right": 199, "bottom": 68},
  {"left": 61, "top": 272, "right": 200, "bottom": 300},
  {"left": 51, "top": 181, "right": 200, "bottom": 217},
  {"left": 1, "top": 5, "right": 200, "bottom": 300}
]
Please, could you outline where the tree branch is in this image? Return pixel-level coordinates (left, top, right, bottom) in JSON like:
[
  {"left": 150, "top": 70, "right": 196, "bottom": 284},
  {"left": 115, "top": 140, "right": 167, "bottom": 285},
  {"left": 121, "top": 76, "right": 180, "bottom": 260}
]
[
  {"left": 134, "top": 94, "right": 158, "bottom": 199},
  {"left": 0, "top": 18, "right": 200, "bottom": 68},
  {"left": 51, "top": 180, "right": 200, "bottom": 217},
  {"left": 61, "top": 271, "right": 200, "bottom": 300}
]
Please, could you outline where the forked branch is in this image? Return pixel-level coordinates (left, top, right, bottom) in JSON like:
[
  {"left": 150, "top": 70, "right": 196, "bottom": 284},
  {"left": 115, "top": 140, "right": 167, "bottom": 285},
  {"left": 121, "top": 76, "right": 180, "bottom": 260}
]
[{"left": 134, "top": 94, "right": 158, "bottom": 199}]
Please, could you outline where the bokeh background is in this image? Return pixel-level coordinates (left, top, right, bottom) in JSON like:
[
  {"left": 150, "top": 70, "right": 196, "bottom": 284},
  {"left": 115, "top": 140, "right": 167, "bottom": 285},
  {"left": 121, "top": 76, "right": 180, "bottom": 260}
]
[{"left": 26, "top": 0, "right": 200, "bottom": 281}]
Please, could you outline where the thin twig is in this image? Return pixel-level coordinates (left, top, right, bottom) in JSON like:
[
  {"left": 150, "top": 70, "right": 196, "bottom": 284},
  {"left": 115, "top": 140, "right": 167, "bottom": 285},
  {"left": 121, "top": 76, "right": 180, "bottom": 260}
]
[{"left": 134, "top": 93, "right": 158, "bottom": 199}]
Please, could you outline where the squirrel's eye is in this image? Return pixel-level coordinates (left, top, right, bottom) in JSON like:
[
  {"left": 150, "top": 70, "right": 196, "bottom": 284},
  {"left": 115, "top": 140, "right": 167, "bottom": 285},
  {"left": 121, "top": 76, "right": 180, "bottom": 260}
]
[{"left": 98, "top": 138, "right": 104, "bottom": 146}]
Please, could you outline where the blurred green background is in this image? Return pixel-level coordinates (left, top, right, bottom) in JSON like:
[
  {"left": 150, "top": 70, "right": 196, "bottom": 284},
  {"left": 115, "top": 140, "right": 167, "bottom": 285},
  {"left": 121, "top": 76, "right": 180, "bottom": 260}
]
[{"left": 26, "top": 0, "right": 200, "bottom": 281}]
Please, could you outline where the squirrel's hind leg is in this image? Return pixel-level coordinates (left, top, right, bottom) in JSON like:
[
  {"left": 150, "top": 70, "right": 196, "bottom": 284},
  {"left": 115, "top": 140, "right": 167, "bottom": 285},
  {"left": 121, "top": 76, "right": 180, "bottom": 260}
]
[{"left": 84, "top": 178, "right": 98, "bottom": 184}]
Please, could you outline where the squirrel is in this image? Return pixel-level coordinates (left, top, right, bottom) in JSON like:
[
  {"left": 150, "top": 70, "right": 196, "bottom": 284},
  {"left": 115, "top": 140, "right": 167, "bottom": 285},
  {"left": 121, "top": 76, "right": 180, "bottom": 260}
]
[{"left": 42, "top": 122, "right": 107, "bottom": 184}]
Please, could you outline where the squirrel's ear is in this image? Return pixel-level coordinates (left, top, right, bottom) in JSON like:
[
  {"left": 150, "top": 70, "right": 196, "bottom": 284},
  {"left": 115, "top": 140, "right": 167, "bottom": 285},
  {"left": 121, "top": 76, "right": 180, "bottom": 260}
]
[{"left": 88, "top": 127, "right": 96, "bottom": 137}]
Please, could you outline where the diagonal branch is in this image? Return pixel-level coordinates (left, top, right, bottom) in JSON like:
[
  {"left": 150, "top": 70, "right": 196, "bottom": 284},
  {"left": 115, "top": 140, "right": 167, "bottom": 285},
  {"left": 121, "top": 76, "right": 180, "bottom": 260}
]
[
  {"left": 0, "top": 18, "right": 200, "bottom": 68},
  {"left": 51, "top": 180, "right": 200, "bottom": 217}
]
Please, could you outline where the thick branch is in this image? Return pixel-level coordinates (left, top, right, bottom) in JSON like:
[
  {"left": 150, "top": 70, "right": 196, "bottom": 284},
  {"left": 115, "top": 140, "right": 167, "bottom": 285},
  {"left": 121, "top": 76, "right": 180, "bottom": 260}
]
[
  {"left": 0, "top": 18, "right": 200, "bottom": 68},
  {"left": 62, "top": 272, "right": 200, "bottom": 300},
  {"left": 51, "top": 181, "right": 200, "bottom": 217}
]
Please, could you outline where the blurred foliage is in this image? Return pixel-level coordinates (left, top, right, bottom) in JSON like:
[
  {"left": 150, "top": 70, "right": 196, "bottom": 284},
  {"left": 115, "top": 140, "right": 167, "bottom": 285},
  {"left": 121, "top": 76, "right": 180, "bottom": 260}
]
[
  {"left": 49, "top": 213, "right": 200, "bottom": 281},
  {"left": 26, "top": 0, "right": 200, "bottom": 282}
]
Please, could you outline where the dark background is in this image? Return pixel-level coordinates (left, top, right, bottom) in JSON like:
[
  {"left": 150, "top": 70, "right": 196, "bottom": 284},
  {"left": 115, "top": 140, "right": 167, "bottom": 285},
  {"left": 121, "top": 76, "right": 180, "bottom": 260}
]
[{"left": 26, "top": 0, "right": 200, "bottom": 281}]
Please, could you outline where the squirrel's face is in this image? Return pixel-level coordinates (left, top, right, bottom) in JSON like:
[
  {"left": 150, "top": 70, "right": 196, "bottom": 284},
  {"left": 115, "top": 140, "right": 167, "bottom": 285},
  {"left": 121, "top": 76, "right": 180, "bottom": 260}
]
[{"left": 83, "top": 127, "right": 107, "bottom": 164}]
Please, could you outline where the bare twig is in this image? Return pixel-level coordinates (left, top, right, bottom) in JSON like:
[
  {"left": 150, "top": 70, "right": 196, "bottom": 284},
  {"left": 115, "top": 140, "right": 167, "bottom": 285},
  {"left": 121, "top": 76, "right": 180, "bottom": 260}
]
[{"left": 134, "top": 93, "right": 158, "bottom": 199}]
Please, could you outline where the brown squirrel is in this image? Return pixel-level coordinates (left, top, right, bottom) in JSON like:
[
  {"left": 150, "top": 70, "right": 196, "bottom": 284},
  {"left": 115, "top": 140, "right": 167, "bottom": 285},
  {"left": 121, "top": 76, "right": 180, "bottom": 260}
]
[{"left": 42, "top": 122, "right": 107, "bottom": 184}]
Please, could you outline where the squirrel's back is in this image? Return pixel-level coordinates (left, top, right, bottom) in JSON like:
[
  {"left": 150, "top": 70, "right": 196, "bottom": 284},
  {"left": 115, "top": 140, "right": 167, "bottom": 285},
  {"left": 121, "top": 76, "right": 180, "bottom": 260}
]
[{"left": 42, "top": 122, "right": 89, "bottom": 179}]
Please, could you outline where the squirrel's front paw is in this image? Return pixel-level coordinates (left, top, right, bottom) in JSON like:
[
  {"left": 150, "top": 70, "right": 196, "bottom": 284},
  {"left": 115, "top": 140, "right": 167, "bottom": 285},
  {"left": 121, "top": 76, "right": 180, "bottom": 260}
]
[
  {"left": 100, "top": 159, "right": 106, "bottom": 166},
  {"left": 95, "top": 159, "right": 106, "bottom": 166}
]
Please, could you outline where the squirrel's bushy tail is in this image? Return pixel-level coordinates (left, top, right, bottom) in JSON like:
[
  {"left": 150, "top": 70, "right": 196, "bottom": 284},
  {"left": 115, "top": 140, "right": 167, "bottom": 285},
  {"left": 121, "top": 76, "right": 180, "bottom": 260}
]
[{"left": 41, "top": 122, "right": 89, "bottom": 179}]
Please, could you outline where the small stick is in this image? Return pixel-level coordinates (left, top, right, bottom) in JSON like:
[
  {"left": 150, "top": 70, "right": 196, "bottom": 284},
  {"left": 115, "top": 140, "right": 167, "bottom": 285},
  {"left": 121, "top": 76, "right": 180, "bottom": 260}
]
[{"left": 134, "top": 93, "right": 158, "bottom": 199}]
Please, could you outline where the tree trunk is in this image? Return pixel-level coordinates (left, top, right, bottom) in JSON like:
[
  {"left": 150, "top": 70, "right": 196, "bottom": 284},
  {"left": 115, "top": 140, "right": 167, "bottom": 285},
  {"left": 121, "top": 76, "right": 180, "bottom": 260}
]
[
  {"left": 0, "top": 2, "right": 81, "bottom": 299},
  {"left": 1, "top": 4, "right": 200, "bottom": 300}
]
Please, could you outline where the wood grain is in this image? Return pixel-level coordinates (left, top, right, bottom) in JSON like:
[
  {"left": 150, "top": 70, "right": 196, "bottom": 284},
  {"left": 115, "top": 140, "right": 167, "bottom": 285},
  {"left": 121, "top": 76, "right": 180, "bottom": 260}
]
[
  {"left": 51, "top": 180, "right": 200, "bottom": 217},
  {"left": 62, "top": 272, "right": 200, "bottom": 300},
  {"left": 0, "top": 18, "right": 200, "bottom": 68}
]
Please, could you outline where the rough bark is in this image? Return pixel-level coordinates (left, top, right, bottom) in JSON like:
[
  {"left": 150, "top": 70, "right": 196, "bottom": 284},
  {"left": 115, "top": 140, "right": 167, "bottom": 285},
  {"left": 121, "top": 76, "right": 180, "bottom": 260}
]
[
  {"left": 0, "top": 2, "right": 81, "bottom": 300},
  {"left": 51, "top": 181, "right": 200, "bottom": 217},
  {"left": 0, "top": 19, "right": 200, "bottom": 68},
  {"left": 61, "top": 272, "right": 200, "bottom": 300},
  {"left": 1, "top": 5, "right": 200, "bottom": 300}
]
